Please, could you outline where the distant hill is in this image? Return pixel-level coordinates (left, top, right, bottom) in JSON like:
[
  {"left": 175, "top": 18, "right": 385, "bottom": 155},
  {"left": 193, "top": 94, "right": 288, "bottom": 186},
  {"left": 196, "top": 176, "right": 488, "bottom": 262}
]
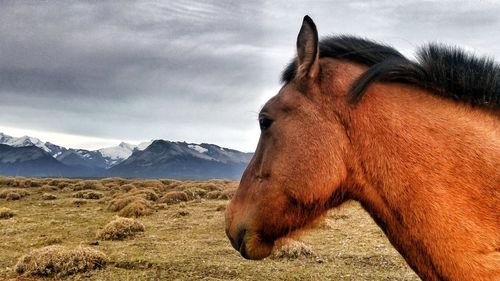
[
  {"left": 0, "top": 133, "right": 151, "bottom": 169},
  {"left": 0, "top": 132, "right": 252, "bottom": 179},
  {"left": 107, "top": 140, "right": 252, "bottom": 179},
  {"left": 0, "top": 144, "right": 77, "bottom": 177}
]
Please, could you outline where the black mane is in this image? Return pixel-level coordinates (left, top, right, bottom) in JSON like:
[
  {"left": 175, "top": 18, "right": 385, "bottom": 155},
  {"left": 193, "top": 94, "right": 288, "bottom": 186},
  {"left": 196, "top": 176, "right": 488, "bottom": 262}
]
[{"left": 282, "top": 35, "right": 500, "bottom": 109}]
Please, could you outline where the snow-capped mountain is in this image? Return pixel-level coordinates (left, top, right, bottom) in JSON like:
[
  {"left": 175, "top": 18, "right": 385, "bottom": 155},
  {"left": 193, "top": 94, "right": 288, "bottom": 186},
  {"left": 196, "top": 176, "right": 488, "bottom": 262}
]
[
  {"left": 0, "top": 133, "right": 152, "bottom": 169},
  {"left": 107, "top": 140, "right": 253, "bottom": 179},
  {"left": 0, "top": 133, "right": 51, "bottom": 153},
  {"left": 45, "top": 142, "right": 68, "bottom": 158},
  {"left": 0, "top": 144, "right": 88, "bottom": 177},
  {"left": 0, "top": 132, "right": 252, "bottom": 179},
  {"left": 98, "top": 141, "right": 152, "bottom": 167}
]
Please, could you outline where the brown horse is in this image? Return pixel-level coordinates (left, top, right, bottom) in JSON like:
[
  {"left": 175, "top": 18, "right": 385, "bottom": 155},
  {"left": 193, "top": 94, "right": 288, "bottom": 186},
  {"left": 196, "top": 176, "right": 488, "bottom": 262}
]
[{"left": 225, "top": 16, "right": 499, "bottom": 281}]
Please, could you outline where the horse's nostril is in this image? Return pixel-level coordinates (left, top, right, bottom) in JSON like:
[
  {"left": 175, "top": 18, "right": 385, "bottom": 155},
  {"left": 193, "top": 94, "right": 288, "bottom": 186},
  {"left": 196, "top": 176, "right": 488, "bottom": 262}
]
[{"left": 235, "top": 227, "right": 247, "bottom": 252}]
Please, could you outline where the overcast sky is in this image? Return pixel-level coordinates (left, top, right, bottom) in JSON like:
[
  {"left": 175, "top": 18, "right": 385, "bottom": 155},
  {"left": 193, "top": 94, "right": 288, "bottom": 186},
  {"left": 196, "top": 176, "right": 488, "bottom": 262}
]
[{"left": 1, "top": 0, "right": 499, "bottom": 152}]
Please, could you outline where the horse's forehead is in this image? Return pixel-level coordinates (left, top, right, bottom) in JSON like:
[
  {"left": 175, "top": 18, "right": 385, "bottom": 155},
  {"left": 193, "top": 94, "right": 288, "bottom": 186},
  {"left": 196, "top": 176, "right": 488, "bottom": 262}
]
[
  {"left": 319, "top": 58, "right": 368, "bottom": 95},
  {"left": 262, "top": 59, "right": 366, "bottom": 113},
  {"left": 263, "top": 86, "right": 305, "bottom": 113}
]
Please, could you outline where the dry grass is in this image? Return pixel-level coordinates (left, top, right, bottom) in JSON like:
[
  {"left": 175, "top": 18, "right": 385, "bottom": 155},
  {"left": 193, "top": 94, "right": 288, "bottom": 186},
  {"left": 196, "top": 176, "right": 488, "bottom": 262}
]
[
  {"left": 127, "top": 188, "right": 159, "bottom": 201},
  {"left": 0, "top": 189, "right": 30, "bottom": 200},
  {"left": 206, "top": 190, "right": 222, "bottom": 199},
  {"left": 42, "top": 193, "right": 57, "bottom": 200},
  {"left": 107, "top": 192, "right": 155, "bottom": 218},
  {"left": 119, "top": 183, "right": 136, "bottom": 192},
  {"left": 159, "top": 190, "right": 189, "bottom": 204},
  {"left": 97, "top": 217, "right": 145, "bottom": 240},
  {"left": 72, "top": 180, "right": 105, "bottom": 191},
  {"left": 74, "top": 190, "right": 104, "bottom": 200},
  {"left": 118, "top": 200, "right": 153, "bottom": 218},
  {"left": 271, "top": 238, "right": 316, "bottom": 260},
  {"left": 0, "top": 177, "right": 419, "bottom": 280},
  {"left": 39, "top": 185, "right": 59, "bottom": 192},
  {"left": 217, "top": 188, "right": 236, "bottom": 200},
  {"left": 0, "top": 207, "right": 15, "bottom": 219},
  {"left": 108, "top": 195, "right": 138, "bottom": 212},
  {"left": 15, "top": 245, "right": 108, "bottom": 277},
  {"left": 72, "top": 199, "right": 87, "bottom": 205}
]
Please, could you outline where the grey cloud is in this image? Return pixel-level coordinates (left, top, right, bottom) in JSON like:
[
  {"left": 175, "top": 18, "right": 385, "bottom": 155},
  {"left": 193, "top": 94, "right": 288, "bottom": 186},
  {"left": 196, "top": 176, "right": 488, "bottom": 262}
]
[{"left": 0, "top": 0, "right": 499, "bottom": 151}]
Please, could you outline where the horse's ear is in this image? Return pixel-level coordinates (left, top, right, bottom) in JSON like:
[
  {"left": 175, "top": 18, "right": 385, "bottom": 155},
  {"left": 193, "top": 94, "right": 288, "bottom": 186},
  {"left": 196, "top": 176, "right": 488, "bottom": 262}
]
[{"left": 296, "top": 15, "right": 319, "bottom": 81}]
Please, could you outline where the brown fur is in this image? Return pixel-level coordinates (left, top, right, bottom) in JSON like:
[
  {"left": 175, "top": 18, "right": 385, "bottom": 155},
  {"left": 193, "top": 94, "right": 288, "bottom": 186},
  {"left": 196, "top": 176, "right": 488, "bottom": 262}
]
[{"left": 225, "top": 16, "right": 500, "bottom": 280}]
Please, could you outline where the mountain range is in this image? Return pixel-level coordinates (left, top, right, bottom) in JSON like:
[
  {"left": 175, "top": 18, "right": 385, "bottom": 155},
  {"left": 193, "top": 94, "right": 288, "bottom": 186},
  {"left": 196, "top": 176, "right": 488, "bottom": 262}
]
[{"left": 0, "top": 132, "right": 252, "bottom": 179}]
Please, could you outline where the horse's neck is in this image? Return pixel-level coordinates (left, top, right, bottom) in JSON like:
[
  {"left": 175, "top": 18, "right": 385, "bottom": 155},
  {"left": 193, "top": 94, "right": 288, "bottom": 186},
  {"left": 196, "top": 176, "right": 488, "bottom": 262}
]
[{"left": 345, "top": 85, "right": 500, "bottom": 280}]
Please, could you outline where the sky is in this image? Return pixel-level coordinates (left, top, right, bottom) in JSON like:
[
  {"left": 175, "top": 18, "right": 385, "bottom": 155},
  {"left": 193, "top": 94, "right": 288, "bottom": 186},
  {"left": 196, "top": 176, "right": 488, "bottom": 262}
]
[{"left": 1, "top": 0, "right": 500, "bottom": 152}]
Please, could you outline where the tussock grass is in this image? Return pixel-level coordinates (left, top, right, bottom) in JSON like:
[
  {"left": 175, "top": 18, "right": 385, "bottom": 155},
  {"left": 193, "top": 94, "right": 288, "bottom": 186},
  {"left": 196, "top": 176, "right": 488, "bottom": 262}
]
[
  {"left": 97, "top": 217, "right": 145, "bottom": 240},
  {"left": 100, "top": 177, "right": 127, "bottom": 186},
  {"left": 48, "top": 179, "right": 74, "bottom": 189},
  {"left": 159, "top": 191, "right": 188, "bottom": 204},
  {"left": 206, "top": 190, "right": 222, "bottom": 199},
  {"left": 136, "top": 180, "right": 164, "bottom": 191},
  {"left": 72, "top": 199, "right": 87, "bottom": 205},
  {"left": 39, "top": 185, "right": 59, "bottom": 192},
  {"left": 0, "top": 177, "right": 419, "bottom": 280},
  {"left": 271, "top": 238, "right": 316, "bottom": 260},
  {"left": 0, "top": 207, "right": 15, "bottom": 219},
  {"left": 120, "top": 183, "right": 136, "bottom": 192},
  {"left": 161, "top": 179, "right": 183, "bottom": 189},
  {"left": 215, "top": 203, "right": 227, "bottom": 212},
  {"left": 74, "top": 190, "right": 104, "bottom": 200},
  {"left": 118, "top": 200, "right": 153, "bottom": 218},
  {"left": 197, "top": 182, "right": 223, "bottom": 192},
  {"left": 108, "top": 196, "right": 138, "bottom": 212},
  {"left": 15, "top": 245, "right": 108, "bottom": 277},
  {"left": 183, "top": 187, "right": 207, "bottom": 199},
  {"left": 107, "top": 192, "right": 155, "bottom": 217},
  {"left": 42, "top": 193, "right": 57, "bottom": 200},
  {"left": 128, "top": 188, "right": 159, "bottom": 201},
  {"left": 217, "top": 188, "right": 236, "bottom": 200},
  {"left": 0, "top": 189, "right": 30, "bottom": 200},
  {"left": 72, "top": 180, "right": 104, "bottom": 191}
]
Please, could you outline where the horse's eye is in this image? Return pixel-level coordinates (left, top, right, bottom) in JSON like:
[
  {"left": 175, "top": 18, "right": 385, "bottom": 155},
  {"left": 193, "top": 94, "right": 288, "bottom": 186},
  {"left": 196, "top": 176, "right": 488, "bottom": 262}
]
[{"left": 259, "top": 116, "right": 273, "bottom": 131}]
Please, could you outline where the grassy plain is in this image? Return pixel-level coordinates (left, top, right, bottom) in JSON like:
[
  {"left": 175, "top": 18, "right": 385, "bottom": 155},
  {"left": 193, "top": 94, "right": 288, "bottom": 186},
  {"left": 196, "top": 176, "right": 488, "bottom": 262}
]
[{"left": 0, "top": 177, "right": 419, "bottom": 280}]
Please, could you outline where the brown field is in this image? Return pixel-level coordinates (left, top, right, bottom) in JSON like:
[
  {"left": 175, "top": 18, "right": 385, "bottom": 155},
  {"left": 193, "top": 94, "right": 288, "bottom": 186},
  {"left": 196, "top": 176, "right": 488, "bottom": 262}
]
[{"left": 0, "top": 177, "right": 419, "bottom": 280}]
